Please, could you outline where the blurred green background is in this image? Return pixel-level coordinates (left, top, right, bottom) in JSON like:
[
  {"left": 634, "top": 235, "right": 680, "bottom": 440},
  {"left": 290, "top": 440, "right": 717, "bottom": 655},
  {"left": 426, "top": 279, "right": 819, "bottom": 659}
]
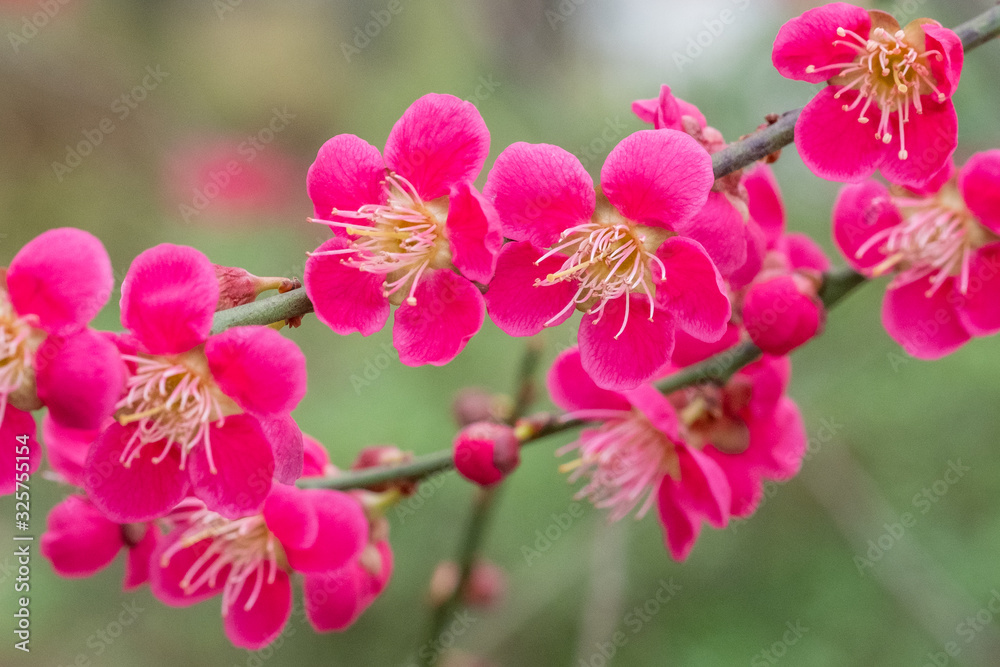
[{"left": 2, "top": 0, "right": 1000, "bottom": 665}]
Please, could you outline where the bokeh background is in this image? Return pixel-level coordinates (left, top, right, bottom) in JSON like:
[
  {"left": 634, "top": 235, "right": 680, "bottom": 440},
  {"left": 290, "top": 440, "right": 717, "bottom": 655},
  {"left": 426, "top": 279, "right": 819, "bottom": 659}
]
[{"left": 2, "top": 0, "right": 1000, "bottom": 665}]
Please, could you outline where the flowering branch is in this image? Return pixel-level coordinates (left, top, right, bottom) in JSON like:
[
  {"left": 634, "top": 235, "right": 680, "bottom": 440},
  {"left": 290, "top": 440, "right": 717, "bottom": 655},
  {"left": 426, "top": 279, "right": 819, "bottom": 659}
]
[
  {"left": 207, "top": 8, "right": 1000, "bottom": 339},
  {"left": 300, "top": 268, "right": 864, "bottom": 492}
]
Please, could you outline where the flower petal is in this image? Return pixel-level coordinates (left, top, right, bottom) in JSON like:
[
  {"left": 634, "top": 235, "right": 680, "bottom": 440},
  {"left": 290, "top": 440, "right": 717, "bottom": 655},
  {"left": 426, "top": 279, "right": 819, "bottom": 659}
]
[
  {"left": 484, "top": 241, "right": 577, "bottom": 337},
  {"left": 6, "top": 228, "right": 113, "bottom": 335},
  {"left": 121, "top": 244, "right": 218, "bottom": 355},
  {"left": 483, "top": 142, "right": 595, "bottom": 248},
  {"left": 546, "top": 347, "right": 631, "bottom": 413},
  {"left": 743, "top": 276, "right": 824, "bottom": 356},
  {"left": 188, "top": 415, "right": 274, "bottom": 519},
  {"left": 795, "top": 88, "right": 885, "bottom": 183},
  {"left": 85, "top": 423, "right": 189, "bottom": 523},
  {"left": 384, "top": 93, "right": 489, "bottom": 201},
  {"left": 41, "top": 414, "right": 96, "bottom": 488},
  {"left": 832, "top": 180, "right": 901, "bottom": 271},
  {"left": 307, "top": 134, "right": 385, "bottom": 222},
  {"left": 123, "top": 523, "right": 159, "bottom": 590},
  {"left": 655, "top": 237, "right": 731, "bottom": 342},
  {"left": 673, "top": 192, "right": 748, "bottom": 276},
  {"left": 35, "top": 329, "right": 125, "bottom": 431},
  {"left": 880, "top": 98, "right": 957, "bottom": 189},
  {"left": 150, "top": 533, "right": 227, "bottom": 607},
  {"left": 284, "top": 489, "right": 368, "bottom": 573},
  {"left": 224, "top": 569, "right": 292, "bottom": 650},
  {"left": 205, "top": 326, "right": 306, "bottom": 416},
  {"left": 601, "top": 130, "right": 713, "bottom": 230},
  {"left": 784, "top": 233, "right": 830, "bottom": 272},
  {"left": 625, "top": 385, "right": 680, "bottom": 440},
  {"left": 744, "top": 165, "right": 785, "bottom": 247},
  {"left": 305, "top": 236, "right": 390, "bottom": 336},
  {"left": 958, "top": 150, "right": 1000, "bottom": 235},
  {"left": 578, "top": 295, "right": 675, "bottom": 391},
  {"left": 955, "top": 244, "right": 1000, "bottom": 337},
  {"left": 263, "top": 483, "right": 319, "bottom": 551},
  {"left": 922, "top": 23, "right": 963, "bottom": 98},
  {"left": 446, "top": 181, "right": 502, "bottom": 283},
  {"left": 881, "top": 276, "right": 969, "bottom": 359},
  {"left": 771, "top": 3, "right": 871, "bottom": 83},
  {"left": 656, "top": 477, "right": 700, "bottom": 562},
  {"left": 40, "top": 495, "right": 122, "bottom": 578},
  {"left": 747, "top": 397, "right": 807, "bottom": 480},
  {"left": 392, "top": 270, "right": 484, "bottom": 366},
  {"left": 259, "top": 414, "right": 304, "bottom": 485},
  {"left": 304, "top": 568, "right": 365, "bottom": 632},
  {"left": 671, "top": 322, "right": 741, "bottom": 367}
]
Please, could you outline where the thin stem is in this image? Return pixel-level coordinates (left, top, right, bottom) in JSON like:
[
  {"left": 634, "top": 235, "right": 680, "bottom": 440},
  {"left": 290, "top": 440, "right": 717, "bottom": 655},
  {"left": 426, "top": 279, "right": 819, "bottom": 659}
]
[
  {"left": 210, "top": 288, "right": 313, "bottom": 335},
  {"left": 419, "top": 486, "right": 502, "bottom": 667},
  {"left": 509, "top": 338, "right": 545, "bottom": 424}
]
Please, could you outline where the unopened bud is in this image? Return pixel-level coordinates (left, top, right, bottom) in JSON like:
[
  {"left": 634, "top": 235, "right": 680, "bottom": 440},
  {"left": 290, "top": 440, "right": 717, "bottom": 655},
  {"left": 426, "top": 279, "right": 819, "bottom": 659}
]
[
  {"left": 428, "top": 560, "right": 506, "bottom": 609},
  {"left": 352, "top": 445, "right": 417, "bottom": 495},
  {"left": 453, "top": 422, "right": 520, "bottom": 486},
  {"left": 742, "top": 274, "right": 824, "bottom": 356},
  {"left": 214, "top": 264, "right": 300, "bottom": 311}
]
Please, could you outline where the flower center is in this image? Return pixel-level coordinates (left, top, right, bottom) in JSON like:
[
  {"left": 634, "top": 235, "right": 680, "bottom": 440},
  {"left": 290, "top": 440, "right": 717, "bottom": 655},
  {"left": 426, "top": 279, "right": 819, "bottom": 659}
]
[
  {"left": 537, "top": 200, "right": 668, "bottom": 338},
  {"left": 313, "top": 172, "right": 451, "bottom": 307},
  {"left": 557, "top": 408, "right": 680, "bottom": 522},
  {"left": 671, "top": 383, "right": 750, "bottom": 455},
  {"left": 116, "top": 350, "right": 238, "bottom": 472},
  {"left": 857, "top": 183, "right": 995, "bottom": 296},
  {"left": 161, "top": 499, "right": 285, "bottom": 614},
  {"left": 807, "top": 25, "right": 944, "bottom": 159},
  {"left": 0, "top": 293, "right": 42, "bottom": 420}
]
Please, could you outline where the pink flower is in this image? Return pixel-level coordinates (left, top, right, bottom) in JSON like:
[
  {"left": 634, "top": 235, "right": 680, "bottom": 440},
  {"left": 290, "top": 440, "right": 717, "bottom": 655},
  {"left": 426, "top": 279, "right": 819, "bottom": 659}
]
[
  {"left": 40, "top": 494, "right": 158, "bottom": 590},
  {"left": 2, "top": 228, "right": 122, "bottom": 431},
  {"left": 84, "top": 244, "right": 307, "bottom": 523},
  {"left": 305, "top": 93, "right": 501, "bottom": 366},
  {"left": 833, "top": 150, "right": 1000, "bottom": 358},
  {"left": 633, "top": 84, "right": 752, "bottom": 277},
  {"left": 150, "top": 486, "right": 371, "bottom": 650},
  {"left": 739, "top": 166, "right": 830, "bottom": 355},
  {"left": 772, "top": 3, "right": 963, "bottom": 187},
  {"left": 484, "top": 130, "right": 731, "bottom": 390},
  {"left": 548, "top": 347, "right": 805, "bottom": 560},
  {"left": 453, "top": 422, "right": 520, "bottom": 486}
]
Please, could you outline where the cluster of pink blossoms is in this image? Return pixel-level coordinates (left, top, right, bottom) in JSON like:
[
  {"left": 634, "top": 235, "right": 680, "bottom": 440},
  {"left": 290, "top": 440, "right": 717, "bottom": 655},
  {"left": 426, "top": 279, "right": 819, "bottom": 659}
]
[{"left": 3, "top": 0, "right": 995, "bottom": 653}]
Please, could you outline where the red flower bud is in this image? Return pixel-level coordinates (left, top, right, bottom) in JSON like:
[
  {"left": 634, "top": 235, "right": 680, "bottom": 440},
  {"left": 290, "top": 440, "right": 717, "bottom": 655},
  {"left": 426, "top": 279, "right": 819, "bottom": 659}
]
[{"left": 453, "top": 422, "right": 520, "bottom": 486}]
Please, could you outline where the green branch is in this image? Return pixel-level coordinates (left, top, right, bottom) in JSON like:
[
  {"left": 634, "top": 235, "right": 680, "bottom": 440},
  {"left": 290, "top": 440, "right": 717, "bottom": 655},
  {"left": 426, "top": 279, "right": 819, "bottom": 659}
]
[{"left": 300, "top": 268, "right": 865, "bottom": 492}]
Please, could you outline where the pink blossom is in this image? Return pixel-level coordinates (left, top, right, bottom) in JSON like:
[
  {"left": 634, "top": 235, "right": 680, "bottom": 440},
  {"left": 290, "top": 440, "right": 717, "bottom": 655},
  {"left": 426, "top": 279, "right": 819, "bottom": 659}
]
[
  {"left": 150, "top": 486, "right": 371, "bottom": 650},
  {"left": 833, "top": 150, "right": 1000, "bottom": 358},
  {"left": 739, "top": 166, "right": 830, "bottom": 355},
  {"left": 633, "top": 84, "right": 753, "bottom": 277},
  {"left": 305, "top": 93, "right": 501, "bottom": 366},
  {"left": 773, "top": 3, "right": 963, "bottom": 187},
  {"left": 2, "top": 228, "right": 122, "bottom": 490},
  {"left": 548, "top": 347, "right": 805, "bottom": 560},
  {"left": 453, "top": 422, "right": 520, "bottom": 486},
  {"left": 484, "top": 130, "right": 730, "bottom": 390},
  {"left": 40, "top": 494, "right": 158, "bottom": 590},
  {"left": 84, "top": 244, "right": 307, "bottom": 523}
]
